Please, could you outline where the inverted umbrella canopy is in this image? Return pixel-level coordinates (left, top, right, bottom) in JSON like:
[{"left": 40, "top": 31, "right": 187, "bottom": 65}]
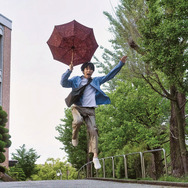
[{"left": 47, "top": 20, "right": 98, "bottom": 66}]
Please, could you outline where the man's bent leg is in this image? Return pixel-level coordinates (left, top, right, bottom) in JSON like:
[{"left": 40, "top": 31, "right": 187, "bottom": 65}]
[
  {"left": 84, "top": 115, "right": 98, "bottom": 154},
  {"left": 71, "top": 105, "right": 83, "bottom": 146},
  {"left": 85, "top": 115, "right": 101, "bottom": 169}
]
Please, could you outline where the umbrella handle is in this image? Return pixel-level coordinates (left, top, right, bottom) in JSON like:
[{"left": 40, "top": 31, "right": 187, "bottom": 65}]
[{"left": 71, "top": 50, "right": 74, "bottom": 66}]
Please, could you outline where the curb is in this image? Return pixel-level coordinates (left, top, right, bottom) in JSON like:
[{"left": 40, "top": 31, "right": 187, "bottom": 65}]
[{"left": 87, "top": 177, "right": 188, "bottom": 187}]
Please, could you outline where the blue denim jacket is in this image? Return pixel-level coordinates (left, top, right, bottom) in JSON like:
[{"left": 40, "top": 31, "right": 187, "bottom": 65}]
[{"left": 61, "top": 61, "right": 124, "bottom": 106}]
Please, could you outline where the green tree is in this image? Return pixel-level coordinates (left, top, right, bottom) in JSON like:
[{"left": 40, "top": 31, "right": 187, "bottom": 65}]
[
  {"left": 31, "top": 158, "right": 77, "bottom": 180},
  {"left": 96, "top": 76, "right": 169, "bottom": 179},
  {"left": 11, "top": 144, "right": 40, "bottom": 180},
  {"left": 137, "top": 0, "right": 188, "bottom": 176},
  {"left": 7, "top": 166, "right": 26, "bottom": 181},
  {"left": 103, "top": 0, "right": 188, "bottom": 177},
  {"left": 0, "top": 106, "right": 11, "bottom": 173}
]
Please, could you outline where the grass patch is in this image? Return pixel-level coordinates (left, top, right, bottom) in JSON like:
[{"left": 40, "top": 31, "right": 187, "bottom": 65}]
[{"left": 159, "top": 175, "right": 188, "bottom": 182}]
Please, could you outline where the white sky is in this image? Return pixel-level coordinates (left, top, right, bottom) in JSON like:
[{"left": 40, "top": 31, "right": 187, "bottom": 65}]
[{"left": 0, "top": 0, "right": 119, "bottom": 164}]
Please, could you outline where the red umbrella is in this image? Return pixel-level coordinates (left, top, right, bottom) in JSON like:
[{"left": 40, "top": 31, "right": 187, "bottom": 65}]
[{"left": 47, "top": 20, "right": 98, "bottom": 66}]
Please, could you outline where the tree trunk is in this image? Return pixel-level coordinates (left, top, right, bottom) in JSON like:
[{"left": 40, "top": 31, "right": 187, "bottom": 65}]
[
  {"left": 175, "top": 92, "right": 188, "bottom": 175},
  {"left": 151, "top": 151, "right": 164, "bottom": 180},
  {"left": 170, "top": 86, "right": 188, "bottom": 176}
]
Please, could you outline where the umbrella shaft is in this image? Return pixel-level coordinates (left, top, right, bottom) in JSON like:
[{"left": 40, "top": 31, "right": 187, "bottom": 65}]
[{"left": 71, "top": 50, "right": 74, "bottom": 65}]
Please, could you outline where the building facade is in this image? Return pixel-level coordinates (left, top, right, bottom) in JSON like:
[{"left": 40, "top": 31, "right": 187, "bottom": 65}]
[{"left": 0, "top": 14, "right": 12, "bottom": 168}]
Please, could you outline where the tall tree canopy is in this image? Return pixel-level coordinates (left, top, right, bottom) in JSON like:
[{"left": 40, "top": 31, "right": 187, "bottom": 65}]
[{"left": 104, "top": 0, "right": 188, "bottom": 177}]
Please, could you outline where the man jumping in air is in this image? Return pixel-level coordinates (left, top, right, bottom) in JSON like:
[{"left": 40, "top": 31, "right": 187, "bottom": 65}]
[{"left": 61, "top": 56, "right": 127, "bottom": 169}]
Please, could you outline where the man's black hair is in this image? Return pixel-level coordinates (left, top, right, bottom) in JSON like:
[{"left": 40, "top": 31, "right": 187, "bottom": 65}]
[{"left": 81, "top": 62, "right": 95, "bottom": 72}]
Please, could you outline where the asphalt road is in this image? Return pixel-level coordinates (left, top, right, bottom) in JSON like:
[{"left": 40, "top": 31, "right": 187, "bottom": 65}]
[{"left": 0, "top": 180, "right": 182, "bottom": 188}]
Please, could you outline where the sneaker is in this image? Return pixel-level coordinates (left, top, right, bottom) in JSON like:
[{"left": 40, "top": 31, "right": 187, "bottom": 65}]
[
  {"left": 93, "top": 157, "right": 101, "bottom": 170},
  {"left": 72, "top": 138, "right": 78, "bottom": 147}
]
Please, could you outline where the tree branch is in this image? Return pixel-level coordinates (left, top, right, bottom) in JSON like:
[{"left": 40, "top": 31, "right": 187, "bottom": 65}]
[
  {"left": 141, "top": 74, "right": 176, "bottom": 101},
  {"left": 180, "top": 100, "right": 188, "bottom": 111},
  {"left": 170, "top": 130, "right": 178, "bottom": 140},
  {"left": 128, "top": 38, "right": 145, "bottom": 55},
  {"left": 124, "top": 109, "right": 151, "bottom": 127},
  {"left": 161, "top": 139, "right": 170, "bottom": 145},
  {"left": 154, "top": 73, "right": 171, "bottom": 97}
]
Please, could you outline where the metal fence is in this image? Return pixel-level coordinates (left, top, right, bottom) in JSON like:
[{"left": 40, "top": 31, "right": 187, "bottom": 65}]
[{"left": 78, "top": 148, "right": 167, "bottom": 179}]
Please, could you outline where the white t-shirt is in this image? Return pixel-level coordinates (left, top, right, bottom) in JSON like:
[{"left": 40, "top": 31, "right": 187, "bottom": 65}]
[{"left": 80, "top": 77, "right": 97, "bottom": 107}]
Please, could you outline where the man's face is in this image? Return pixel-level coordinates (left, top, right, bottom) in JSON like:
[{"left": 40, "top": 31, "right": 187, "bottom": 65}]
[{"left": 83, "top": 66, "right": 94, "bottom": 79}]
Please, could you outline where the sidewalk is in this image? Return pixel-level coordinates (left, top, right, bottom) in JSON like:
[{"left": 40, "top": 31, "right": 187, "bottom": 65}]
[{"left": 0, "top": 179, "right": 179, "bottom": 188}]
